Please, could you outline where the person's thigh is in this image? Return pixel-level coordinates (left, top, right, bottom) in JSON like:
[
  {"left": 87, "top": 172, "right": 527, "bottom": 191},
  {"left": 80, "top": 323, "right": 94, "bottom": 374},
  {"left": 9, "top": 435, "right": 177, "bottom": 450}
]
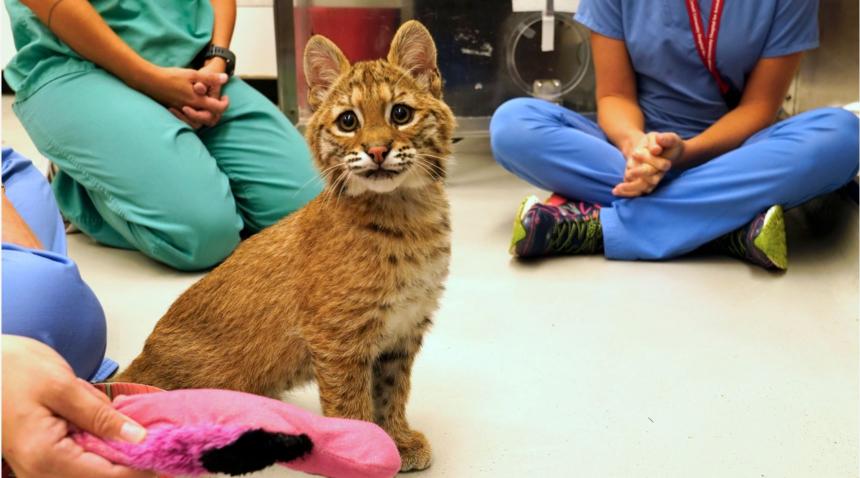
[
  {"left": 738, "top": 107, "right": 860, "bottom": 207},
  {"left": 490, "top": 97, "right": 625, "bottom": 205},
  {"left": 1, "top": 148, "right": 66, "bottom": 254},
  {"left": 12, "top": 70, "right": 242, "bottom": 270},
  {"left": 665, "top": 107, "right": 859, "bottom": 215},
  {"left": 200, "top": 78, "right": 321, "bottom": 233},
  {"left": 1, "top": 244, "right": 108, "bottom": 380}
]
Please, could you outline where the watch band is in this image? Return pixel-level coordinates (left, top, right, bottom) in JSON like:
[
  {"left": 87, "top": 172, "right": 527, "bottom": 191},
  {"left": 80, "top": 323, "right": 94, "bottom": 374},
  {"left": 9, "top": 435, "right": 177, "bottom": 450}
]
[{"left": 205, "top": 45, "right": 236, "bottom": 77}]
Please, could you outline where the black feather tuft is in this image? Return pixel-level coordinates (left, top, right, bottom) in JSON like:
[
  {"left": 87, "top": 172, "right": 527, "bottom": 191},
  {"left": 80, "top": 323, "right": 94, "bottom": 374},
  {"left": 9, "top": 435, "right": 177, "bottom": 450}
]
[{"left": 200, "top": 429, "right": 313, "bottom": 476}]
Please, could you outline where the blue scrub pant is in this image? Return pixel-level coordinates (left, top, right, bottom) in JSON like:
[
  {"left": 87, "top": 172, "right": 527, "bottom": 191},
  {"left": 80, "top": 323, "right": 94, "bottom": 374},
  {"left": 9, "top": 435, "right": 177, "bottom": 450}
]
[
  {"left": 490, "top": 99, "right": 859, "bottom": 260},
  {"left": 2, "top": 148, "right": 115, "bottom": 381}
]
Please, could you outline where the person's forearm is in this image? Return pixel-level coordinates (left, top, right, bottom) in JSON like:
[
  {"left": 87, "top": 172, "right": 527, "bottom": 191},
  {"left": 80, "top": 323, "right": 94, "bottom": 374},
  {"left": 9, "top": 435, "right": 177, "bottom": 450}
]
[
  {"left": 590, "top": 32, "right": 645, "bottom": 158},
  {"left": 210, "top": 0, "right": 237, "bottom": 48},
  {"left": 597, "top": 95, "right": 646, "bottom": 157},
  {"left": 2, "top": 192, "right": 43, "bottom": 249},
  {"left": 20, "top": 0, "right": 154, "bottom": 89},
  {"left": 677, "top": 54, "right": 802, "bottom": 170},
  {"left": 677, "top": 102, "right": 779, "bottom": 169}
]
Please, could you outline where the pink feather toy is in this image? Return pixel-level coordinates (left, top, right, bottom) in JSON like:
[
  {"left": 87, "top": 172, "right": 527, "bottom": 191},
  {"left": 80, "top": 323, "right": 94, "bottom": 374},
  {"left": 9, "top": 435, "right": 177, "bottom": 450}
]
[{"left": 72, "top": 385, "right": 401, "bottom": 477}]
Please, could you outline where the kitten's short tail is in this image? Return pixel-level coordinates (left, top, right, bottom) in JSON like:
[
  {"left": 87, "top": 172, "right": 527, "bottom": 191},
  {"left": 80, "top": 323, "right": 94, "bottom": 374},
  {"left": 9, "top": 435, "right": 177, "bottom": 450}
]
[{"left": 200, "top": 429, "right": 314, "bottom": 476}]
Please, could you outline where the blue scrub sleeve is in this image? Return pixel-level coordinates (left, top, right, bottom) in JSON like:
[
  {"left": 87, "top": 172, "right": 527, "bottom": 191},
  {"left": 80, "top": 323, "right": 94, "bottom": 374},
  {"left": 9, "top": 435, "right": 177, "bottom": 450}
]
[
  {"left": 761, "top": 0, "right": 819, "bottom": 57},
  {"left": 576, "top": 0, "right": 625, "bottom": 40}
]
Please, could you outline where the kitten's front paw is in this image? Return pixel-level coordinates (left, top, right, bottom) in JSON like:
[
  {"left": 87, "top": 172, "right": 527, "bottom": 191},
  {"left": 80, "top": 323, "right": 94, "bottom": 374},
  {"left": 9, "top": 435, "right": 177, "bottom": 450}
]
[{"left": 396, "top": 429, "right": 432, "bottom": 472}]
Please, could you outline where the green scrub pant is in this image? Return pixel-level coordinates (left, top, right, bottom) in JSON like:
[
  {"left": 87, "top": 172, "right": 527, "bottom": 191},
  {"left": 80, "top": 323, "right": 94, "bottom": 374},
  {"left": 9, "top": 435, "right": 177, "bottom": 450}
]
[{"left": 12, "top": 69, "right": 321, "bottom": 271}]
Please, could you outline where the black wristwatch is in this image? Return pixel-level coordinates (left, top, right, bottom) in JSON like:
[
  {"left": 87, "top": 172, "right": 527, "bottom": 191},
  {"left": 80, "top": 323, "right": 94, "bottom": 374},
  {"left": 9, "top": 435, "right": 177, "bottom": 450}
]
[{"left": 203, "top": 44, "right": 236, "bottom": 77}]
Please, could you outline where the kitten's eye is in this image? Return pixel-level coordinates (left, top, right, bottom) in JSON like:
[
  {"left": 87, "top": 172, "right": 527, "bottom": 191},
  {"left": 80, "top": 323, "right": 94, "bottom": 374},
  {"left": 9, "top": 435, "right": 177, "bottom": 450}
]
[
  {"left": 390, "top": 104, "right": 414, "bottom": 126},
  {"left": 336, "top": 111, "right": 359, "bottom": 132}
]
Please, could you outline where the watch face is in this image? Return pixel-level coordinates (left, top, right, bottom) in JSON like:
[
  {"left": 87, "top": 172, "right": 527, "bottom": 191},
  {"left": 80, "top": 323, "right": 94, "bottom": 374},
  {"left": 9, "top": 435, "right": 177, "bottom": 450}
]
[{"left": 208, "top": 45, "right": 236, "bottom": 75}]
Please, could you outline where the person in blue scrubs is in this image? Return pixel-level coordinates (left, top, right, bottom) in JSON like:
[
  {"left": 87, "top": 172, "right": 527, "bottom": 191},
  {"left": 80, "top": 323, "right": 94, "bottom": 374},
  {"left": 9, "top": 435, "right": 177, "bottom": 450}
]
[
  {"left": 2, "top": 148, "right": 152, "bottom": 477},
  {"left": 490, "top": 0, "right": 858, "bottom": 270},
  {"left": 2, "top": 147, "right": 116, "bottom": 381}
]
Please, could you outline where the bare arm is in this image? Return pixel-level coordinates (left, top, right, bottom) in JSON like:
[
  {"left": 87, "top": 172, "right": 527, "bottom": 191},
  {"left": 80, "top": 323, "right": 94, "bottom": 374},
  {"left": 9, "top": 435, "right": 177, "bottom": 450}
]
[
  {"left": 20, "top": 0, "right": 155, "bottom": 93},
  {"left": 19, "top": 0, "right": 228, "bottom": 110},
  {"left": 210, "top": 0, "right": 236, "bottom": 50},
  {"left": 174, "top": 0, "right": 237, "bottom": 127},
  {"left": 677, "top": 53, "right": 803, "bottom": 169},
  {"left": 194, "top": 0, "right": 236, "bottom": 76},
  {"left": 592, "top": 32, "right": 646, "bottom": 158}
]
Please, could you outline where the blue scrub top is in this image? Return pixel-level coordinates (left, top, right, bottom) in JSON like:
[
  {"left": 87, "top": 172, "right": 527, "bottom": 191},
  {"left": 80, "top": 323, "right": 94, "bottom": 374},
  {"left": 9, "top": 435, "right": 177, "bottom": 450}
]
[
  {"left": 576, "top": 0, "right": 819, "bottom": 138},
  {"left": 2, "top": 148, "right": 116, "bottom": 382}
]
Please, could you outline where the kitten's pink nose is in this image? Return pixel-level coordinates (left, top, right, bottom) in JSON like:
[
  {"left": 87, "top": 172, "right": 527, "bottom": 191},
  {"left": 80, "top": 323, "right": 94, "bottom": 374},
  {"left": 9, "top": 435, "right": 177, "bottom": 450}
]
[{"left": 367, "top": 146, "right": 389, "bottom": 165}]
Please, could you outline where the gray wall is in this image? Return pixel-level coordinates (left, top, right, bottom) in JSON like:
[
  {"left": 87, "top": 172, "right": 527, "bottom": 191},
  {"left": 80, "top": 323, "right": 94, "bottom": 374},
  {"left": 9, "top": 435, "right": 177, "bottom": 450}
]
[{"left": 786, "top": 0, "right": 859, "bottom": 113}]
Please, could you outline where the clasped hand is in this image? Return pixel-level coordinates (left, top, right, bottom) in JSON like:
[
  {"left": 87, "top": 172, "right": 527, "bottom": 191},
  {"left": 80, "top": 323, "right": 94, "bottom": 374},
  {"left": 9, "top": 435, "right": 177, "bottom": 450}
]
[
  {"left": 138, "top": 59, "right": 231, "bottom": 130},
  {"left": 612, "top": 131, "right": 684, "bottom": 198}
]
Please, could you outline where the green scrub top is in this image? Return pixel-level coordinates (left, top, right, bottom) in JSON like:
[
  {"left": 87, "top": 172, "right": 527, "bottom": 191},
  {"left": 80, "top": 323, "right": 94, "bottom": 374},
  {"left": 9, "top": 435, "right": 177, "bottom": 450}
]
[{"left": 4, "top": 0, "right": 214, "bottom": 100}]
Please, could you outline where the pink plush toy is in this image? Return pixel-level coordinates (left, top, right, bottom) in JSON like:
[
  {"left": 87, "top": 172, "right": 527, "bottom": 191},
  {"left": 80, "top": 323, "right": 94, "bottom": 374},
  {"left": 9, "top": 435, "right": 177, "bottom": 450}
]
[{"left": 72, "top": 387, "right": 401, "bottom": 477}]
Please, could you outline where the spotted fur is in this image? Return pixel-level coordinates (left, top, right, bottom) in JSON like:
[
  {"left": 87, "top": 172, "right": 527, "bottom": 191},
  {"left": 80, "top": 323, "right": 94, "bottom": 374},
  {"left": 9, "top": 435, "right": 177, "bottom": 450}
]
[{"left": 116, "top": 21, "right": 454, "bottom": 472}]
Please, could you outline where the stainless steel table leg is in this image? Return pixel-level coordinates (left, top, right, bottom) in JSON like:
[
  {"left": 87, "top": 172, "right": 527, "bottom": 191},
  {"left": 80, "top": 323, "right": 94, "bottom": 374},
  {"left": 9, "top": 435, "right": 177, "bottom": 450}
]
[{"left": 273, "top": 0, "right": 299, "bottom": 124}]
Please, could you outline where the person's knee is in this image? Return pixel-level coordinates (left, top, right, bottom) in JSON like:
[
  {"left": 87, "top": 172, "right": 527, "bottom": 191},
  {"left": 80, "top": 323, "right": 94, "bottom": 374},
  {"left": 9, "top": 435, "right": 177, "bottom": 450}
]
[
  {"left": 773, "top": 109, "right": 858, "bottom": 180},
  {"left": 490, "top": 98, "right": 543, "bottom": 169},
  {"left": 244, "top": 179, "right": 321, "bottom": 233},
  {"left": 241, "top": 142, "right": 320, "bottom": 233},
  {"left": 156, "top": 204, "right": 242, "bottom": 271},
  {"left": 824, "top": 108, "right": 859, "bottom": 165},
  {"left": 182, "top": 206, "right": 241, "bottom": 270},
  {"left": 808, "top": 108, "right": 860, "bottom": 179},
  {"left": 2, "top": 248, "right": 107, "bottom": 379},
  {"left": 491, "top": 98, "right": 536, "bottom": 130},
  {"left": 817, "top": 107, "right": 859, "bottom": 129}
]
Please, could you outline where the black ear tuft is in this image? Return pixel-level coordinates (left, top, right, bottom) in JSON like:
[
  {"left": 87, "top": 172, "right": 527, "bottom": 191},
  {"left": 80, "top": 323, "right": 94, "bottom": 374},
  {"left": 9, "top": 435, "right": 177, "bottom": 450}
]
[{"left": 200, "top": 429, "right": 313, "bottom": 476}]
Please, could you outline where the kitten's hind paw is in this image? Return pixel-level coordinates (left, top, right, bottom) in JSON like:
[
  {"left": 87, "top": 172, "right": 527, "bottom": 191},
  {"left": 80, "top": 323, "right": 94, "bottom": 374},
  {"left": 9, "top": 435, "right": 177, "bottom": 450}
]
[{"left": 396, "top": 429, "right": 432, "bottom": 472}]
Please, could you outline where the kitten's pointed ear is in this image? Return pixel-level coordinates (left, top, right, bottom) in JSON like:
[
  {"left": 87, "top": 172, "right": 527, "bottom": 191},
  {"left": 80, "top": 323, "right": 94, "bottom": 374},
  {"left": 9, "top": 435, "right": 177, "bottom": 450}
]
[
  {"left": 387, "top": 21, "right": 442, "bottom": 97},
  {"left": 304, "top": 35, "right": 350, "bottom": 111}
]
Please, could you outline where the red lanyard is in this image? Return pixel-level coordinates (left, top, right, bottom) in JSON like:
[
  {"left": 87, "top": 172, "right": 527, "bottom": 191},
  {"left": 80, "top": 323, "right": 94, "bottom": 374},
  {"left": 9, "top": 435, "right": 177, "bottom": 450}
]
[{"left": 685, "top": 0, "right": 730, "bottom": 95}]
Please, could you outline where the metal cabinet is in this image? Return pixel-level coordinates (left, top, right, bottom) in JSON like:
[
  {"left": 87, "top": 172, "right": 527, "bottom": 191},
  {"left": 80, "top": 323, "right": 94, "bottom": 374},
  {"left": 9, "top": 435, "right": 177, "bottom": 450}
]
[
  {"left": 784, "top": 0, "right": 859, "bottom": 115},
  {"left": 274, "top": 0, "right": 859, "bottom": 133},
  {"left": 274, "top": 0, "right": 595, "bottom": 135}
]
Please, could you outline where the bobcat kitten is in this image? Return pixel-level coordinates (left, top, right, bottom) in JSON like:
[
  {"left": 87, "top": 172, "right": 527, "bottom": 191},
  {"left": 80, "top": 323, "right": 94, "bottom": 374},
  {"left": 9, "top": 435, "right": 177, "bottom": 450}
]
[{"left": 116, "top": 21, "right": 454, "bottom": 471}]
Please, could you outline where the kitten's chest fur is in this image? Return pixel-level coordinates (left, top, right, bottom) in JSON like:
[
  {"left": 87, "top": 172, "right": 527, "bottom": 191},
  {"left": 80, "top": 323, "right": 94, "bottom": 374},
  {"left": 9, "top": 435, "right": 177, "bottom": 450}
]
[
  {"left": 242, "top": 183, "right": 451, "bottom": 350},
  {"left": 340, "top": 186, "right": 451, "bottom": 350},
  {"left": 375, "top": 223, "right": 450, "bottom": 349}
]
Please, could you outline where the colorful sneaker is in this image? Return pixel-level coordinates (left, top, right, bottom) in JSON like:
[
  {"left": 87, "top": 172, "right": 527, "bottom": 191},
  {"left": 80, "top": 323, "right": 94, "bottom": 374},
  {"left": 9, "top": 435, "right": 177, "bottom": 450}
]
[
  {"left": 713, "top": 205, "right": 788, "bottom": 271},
  {"left": 510, "top": 194, "right": 603, "bottom": 258}
]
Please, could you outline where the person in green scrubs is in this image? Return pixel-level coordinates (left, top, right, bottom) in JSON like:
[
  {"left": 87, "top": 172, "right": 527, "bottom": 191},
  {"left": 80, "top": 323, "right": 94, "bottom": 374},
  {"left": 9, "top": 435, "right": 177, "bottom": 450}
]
[{"left": 5, "top": 0, "right": 321, "bottom": 270}]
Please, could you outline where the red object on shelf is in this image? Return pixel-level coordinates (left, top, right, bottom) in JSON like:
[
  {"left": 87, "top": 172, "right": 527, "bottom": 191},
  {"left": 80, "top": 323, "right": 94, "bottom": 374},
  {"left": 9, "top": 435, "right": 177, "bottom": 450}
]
[{"left": 294, "top": 7, "right": 401, "bottom": 112}]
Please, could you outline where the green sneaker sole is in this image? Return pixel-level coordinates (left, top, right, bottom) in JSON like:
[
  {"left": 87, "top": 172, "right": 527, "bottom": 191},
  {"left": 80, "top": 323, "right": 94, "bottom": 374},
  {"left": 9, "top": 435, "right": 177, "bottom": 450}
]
[
  {"left": 510, "top": 195, "right": 539, "bottom": 256},
  {"left": 753, "top": 205, "right": 788, "bottom": 270}
]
